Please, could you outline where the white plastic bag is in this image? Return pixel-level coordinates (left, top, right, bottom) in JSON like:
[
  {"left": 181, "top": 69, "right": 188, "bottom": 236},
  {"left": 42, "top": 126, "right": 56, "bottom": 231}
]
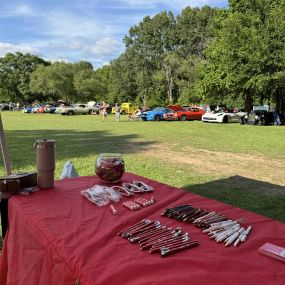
[
  {"left": 81, "top": 185, "right": 121, "bottom": 206},
  {"left": 60, "top": 160, "right": 79, "bottom": 179}
]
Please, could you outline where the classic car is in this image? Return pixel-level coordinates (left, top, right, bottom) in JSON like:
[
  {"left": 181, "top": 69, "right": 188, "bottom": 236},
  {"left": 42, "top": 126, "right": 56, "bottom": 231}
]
[
  {"left": 164, "top": 107, "right": 206, "bottom": 121},
  {"left": 31, "top": 104, "right": 43, "bottom": 113},
  {"left": 55, "top": 104, "right": 94, "bottom": 115},
  {"left": 167, "top": 104, "right": 185, "bottom": 112},
  {"left": 36, "top": 105, "right": 48, "bottom": 113},
  {"left": 202, "top": 109, "right": 246, "bottom": 123},
  {"left": 112, "top": 103, "right": 137, "bottom": 115},
  {"left": 44, "top": 104, "right": 57, "bottom": 114},
  {"left": 140, "top": 107, "right": 174, "bottom": 121},
  {"left": 240, "top": 105, "right": 277, "bottom": 125}
]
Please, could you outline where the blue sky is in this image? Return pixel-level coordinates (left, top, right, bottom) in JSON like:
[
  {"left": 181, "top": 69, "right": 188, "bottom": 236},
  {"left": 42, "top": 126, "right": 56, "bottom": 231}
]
[{"left": 0, "top": 0, "right": 228, "bottom": 69}]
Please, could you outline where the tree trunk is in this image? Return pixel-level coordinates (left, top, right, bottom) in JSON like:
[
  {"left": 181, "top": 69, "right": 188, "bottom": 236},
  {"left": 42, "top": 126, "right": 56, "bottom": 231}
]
[
  {"left": 165, "top": 66, "right": 173, "bottom": 104},
  {"left": 168, "top": 76, "right": 173, "bottom": 104},
  {"left": 244, "top": 92, "right": 252, "bottom": 112}
]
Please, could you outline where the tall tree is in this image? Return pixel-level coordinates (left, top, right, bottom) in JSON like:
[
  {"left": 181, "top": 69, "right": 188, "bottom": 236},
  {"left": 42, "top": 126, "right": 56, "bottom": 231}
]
[
  {"left": 30, "top": 62, "right": 76, "bottom": 102},
  {"left": 196, "top": 0, "right": 285, "bottom": 111},
  {"left": 176, "top": 6, "right": 217, "bottom": 60},
  {"left": 0, "top": 52, "right": 49, "bottom": 102},
  {"left": 163, "top": 53, "right": 180, "bottom": 103}
]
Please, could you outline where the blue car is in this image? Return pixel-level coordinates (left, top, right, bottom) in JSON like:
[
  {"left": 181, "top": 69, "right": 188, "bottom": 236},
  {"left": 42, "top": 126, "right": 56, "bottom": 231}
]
[
  {"left": 140, "top": 107, "right": 173, "bottom": 121},
  {"left": 22, "top": 106, "right": 33, "bottom": 113}
]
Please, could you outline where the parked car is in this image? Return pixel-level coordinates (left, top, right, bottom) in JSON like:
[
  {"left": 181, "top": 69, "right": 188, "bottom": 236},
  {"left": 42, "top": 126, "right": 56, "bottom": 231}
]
[
  {"left": 55, "top": 104, "right": 93, "bottom": 115},
  {"left": 112, "top": 103, "right": 137, "bottom": 115},
  {"left": 164, "top": 107, "right": 206, "bottom": 121},
  {"left": 31, "top": 104, "right": 43, "bottom": 113},
  {"left": 22, "top": 106, "right": 33, "bottom": 113},
  {"left": 44, "top": 104, "right": 57, "bottom": 114},
  {"left": 36, "top": 105, "right": 48, "bottom": 113},
  {"left": 140, "top": 107, "right": 174, "bottom": 121},
  {"left": 240, "top": 105, "right": 276, "bottom": 125},
  {"left": 0, "top": 103, "right": 10, "bottom": 111},
  {"left": 202, "top": 109, "right": 246, "bottom": 123},
  {"left": 167, "top": 104, "right": 185, "bottom": 112},
  {"left": 90, "top": 103, "right": 102, "bottom": 114}
]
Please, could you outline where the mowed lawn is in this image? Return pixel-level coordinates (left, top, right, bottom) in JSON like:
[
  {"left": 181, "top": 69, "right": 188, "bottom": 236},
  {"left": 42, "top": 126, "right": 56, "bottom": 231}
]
[{"left": 1, "top": 111, "right": 285, "bottom": 222}]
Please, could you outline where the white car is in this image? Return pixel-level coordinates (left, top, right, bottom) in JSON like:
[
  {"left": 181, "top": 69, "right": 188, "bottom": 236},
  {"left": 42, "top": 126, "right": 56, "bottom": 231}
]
[{"left": 202, "top": 110, "right": 246, "bottom": 123}]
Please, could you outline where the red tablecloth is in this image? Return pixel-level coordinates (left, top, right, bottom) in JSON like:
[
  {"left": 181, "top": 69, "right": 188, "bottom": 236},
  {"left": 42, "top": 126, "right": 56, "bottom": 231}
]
[{"left": 0, "top": 173, "right": 284, "bottom": 285}]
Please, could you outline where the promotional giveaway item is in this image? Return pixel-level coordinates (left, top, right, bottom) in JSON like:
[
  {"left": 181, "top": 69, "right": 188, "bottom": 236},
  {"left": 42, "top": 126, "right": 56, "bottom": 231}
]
[
  {"left": 162, "top": 204, "right": 252, "bottom": 247},
  {"left": 81, "top": 180, "right": 155, "bottom": 213},
  {"left": 35, "top": 139, "right": 55, "bottom": 188},
  {"left": 123, "top": 197, "right": 155, "bottom": 211},
  {"left": 258, "top": 243, "right": 285, "bottom": 262},
  {"left": 81, "top": 185, "right": 121, "bottom": 206},
  {"left": 118, "top": 219, "right": 199, "bottom": 257}
]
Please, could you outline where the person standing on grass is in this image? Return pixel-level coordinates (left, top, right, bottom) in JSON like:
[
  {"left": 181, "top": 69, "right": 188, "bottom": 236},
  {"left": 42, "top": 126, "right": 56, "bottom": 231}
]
[
  {"left": 101, "top": 101, "right": 109, "bottom": 121},
  {"left": 115, "top": 103, "right": 121, "bottom": 122}
]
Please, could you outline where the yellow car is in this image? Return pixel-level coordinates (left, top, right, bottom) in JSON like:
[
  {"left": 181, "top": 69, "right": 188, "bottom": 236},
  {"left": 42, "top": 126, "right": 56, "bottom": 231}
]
[{"left": 112, "top": 103, "right": 137, "bottom": 115}]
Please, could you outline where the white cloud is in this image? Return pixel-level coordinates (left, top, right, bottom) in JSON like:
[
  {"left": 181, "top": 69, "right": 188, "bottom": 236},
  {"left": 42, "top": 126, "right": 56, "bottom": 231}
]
[
  {"left": 120, "top": 0, "right": 226, "bottom": 10},
  {"left": 0, "top": 4, "right": 36, "bottom": 17},
  {"left": 68, "top": 37, "right": 121, "bottom": 56},
  {"left": 13, "top": 5, "right": 36, "bottom": 16},
  {"left": 43, "top": 11, "right": 107, "bottom": 39},
  {"left": 0, "top": 1, "right": 228, "bottom": 68},
  {"left": 0, "top": 42, "right": 38, "bottom": 57}
]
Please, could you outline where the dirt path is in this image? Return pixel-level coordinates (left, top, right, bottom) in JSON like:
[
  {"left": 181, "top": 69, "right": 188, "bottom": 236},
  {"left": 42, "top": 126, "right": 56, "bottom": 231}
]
[{"left": 141, "top": 143, "right": 285, "bottom": 186}]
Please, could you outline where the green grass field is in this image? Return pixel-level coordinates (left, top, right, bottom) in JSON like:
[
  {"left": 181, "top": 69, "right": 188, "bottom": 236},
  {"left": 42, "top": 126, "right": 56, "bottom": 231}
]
[{"left": 1, "top": 111, "right": 285, "bottom": 222}]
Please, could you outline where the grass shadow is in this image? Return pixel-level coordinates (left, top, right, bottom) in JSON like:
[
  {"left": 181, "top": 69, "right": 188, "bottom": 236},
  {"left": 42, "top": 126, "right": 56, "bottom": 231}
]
[
  {"left": 0, "top": 129, "right": 156, "bottom": 173},
  {"left": 183, "top": 175, "right": 285, "bottom": 222}
]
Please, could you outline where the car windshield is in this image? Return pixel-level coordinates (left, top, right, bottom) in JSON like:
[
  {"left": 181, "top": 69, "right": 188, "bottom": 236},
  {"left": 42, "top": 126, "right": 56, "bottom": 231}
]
[
  {"left": 213, "top": 109, "right": 224, "bottom": 113},
  {"left": 253, "top": 105, "right": 270, "bottom": 112}
]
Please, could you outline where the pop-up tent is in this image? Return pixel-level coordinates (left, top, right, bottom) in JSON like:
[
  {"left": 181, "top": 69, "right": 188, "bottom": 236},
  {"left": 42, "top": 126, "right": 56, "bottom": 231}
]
[
  {"left": 0, "top": 112, "right": 11, "bottom": 240},
  {"left": 0, "top": 112, "right": 11, "bottom": 176}
]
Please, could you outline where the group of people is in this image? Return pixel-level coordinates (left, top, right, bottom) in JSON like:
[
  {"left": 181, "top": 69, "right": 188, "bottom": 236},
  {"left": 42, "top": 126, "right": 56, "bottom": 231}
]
[
  {"left": 8, "top": 102, "right": 20, "bottom": 111},
  {"left": 99, "top": 102, "right": 121, "bottom": 122},
  {"left": 99, "top": 102, "right": 147, "bottom": 122}
]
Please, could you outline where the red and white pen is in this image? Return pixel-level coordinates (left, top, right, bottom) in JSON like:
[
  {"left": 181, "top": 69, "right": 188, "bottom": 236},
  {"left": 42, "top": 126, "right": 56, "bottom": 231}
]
[{"left": 110, "top": 205, "right": 117, "bottom": 215}]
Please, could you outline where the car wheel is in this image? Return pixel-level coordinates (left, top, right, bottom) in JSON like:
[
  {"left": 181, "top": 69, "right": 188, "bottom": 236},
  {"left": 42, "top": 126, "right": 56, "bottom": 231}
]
[
  {"left": 258, "top": 118, "right": 265, "bottom": 126},
  {"left": 180, "top": 115, "right": 187, "bottom": 121},
  {"left": 121, "top": 110, "right": 126, "bottom": 115},
  {"left": 154, "top": 115, "right": 160, "bottom": 121},
  {"left": 67, "top": 110, "right": 74, "bottom": 115},
  {"left": 222, "top": 116, "right": 228, "bottom": 123}
]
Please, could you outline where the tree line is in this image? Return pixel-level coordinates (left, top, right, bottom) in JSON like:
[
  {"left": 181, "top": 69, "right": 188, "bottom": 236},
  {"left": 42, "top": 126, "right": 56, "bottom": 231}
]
[{"left": 0, "top": 0, "right": 284, "bottom": 113}]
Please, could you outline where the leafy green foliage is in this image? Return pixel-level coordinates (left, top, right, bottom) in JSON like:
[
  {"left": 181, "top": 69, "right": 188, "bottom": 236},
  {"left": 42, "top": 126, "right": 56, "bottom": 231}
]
[
  {"left": 0, "top": 52, "right": 49, "bottom": 103},
  {"left": 1, "top": 1, "right": 284, "bottom": 112},
  {"left": 197, "top": 0, "right": 285, "bottom": 111}
]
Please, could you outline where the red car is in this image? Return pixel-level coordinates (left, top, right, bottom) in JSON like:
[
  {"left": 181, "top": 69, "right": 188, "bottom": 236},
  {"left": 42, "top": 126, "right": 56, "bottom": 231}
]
[
  {"left": 167, "top": 104, "right": 184, "bottom": 112},
  {"left": 164, "top": 107, "right": 205, "bottom": 121}
]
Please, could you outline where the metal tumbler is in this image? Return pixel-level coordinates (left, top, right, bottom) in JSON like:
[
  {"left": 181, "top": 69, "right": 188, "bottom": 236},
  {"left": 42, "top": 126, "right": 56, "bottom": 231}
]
[{"left": 35, "top": 139, "right": 55, "bottom": 189}]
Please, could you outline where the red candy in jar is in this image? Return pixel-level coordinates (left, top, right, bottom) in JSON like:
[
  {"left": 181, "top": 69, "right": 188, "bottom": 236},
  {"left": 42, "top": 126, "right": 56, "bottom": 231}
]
[{"left": 95, "top": 153, "right": 125, "bottom": 183}]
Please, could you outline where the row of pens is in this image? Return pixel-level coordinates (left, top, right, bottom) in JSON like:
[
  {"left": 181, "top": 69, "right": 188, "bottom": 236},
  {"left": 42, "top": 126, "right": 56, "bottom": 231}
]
[
  {"left": 118, "top": 204, "right": 252, "bottom": 257},
  {"left": 162, "top": 204, "right": 252, "bottom": 247}
]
